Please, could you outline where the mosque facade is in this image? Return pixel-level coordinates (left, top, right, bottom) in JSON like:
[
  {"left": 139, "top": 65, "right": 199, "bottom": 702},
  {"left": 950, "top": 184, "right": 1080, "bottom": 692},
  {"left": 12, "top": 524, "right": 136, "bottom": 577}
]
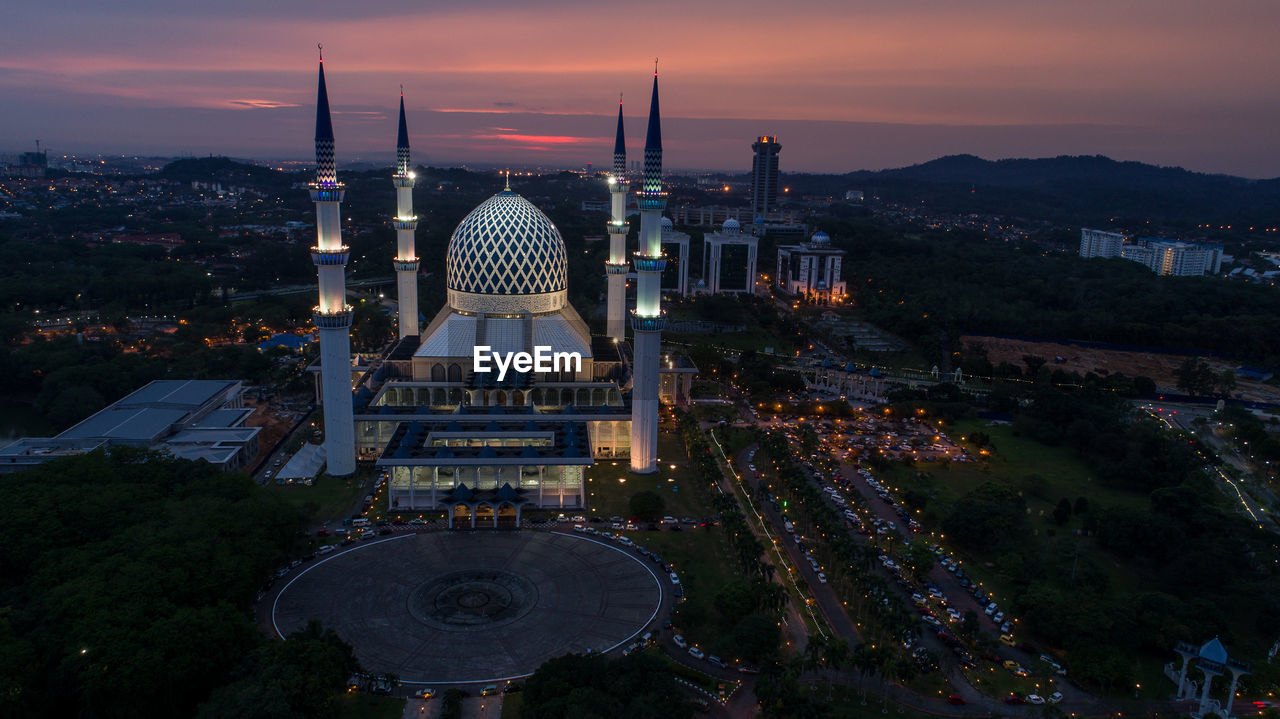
[{"left": 305, "top": 57, "right": 694, "bottom": 524}]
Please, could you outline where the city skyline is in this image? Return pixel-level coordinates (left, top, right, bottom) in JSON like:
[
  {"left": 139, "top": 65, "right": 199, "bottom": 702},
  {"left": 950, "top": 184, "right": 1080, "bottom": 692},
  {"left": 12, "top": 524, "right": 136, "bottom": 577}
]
[{"left": 3, "top": 0, "right": 1280, "bottom": 176}]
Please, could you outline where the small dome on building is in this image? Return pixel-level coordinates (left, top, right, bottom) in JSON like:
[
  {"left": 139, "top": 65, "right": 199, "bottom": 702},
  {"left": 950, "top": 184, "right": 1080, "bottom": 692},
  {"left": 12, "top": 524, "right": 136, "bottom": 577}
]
[
  {"left": 722, "top": 218, "right": 740, "bottom": 233},
  {"left": 661, "top": 216, "right": 673, "bottom": 229},
  {"left": 810, "top": 231, "right": 830, "bottom": 245}
]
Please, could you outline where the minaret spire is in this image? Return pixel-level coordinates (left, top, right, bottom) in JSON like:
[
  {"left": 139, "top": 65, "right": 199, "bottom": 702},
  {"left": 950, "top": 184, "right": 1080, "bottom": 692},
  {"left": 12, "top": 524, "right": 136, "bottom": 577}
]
[
  {"left": 392, "top": 89, "right": 420, "bottom": 338},
  {"left": 396, "top": 91, "right": 410, "bottom": 176},
  {"left": 314, "top": 54, "right": 337, "bottom": 187},
  {"left": 642, "top": 70, "right": 662, "bottom": 195},
  {"left": 631, "top": 63, "right": 667, "bottom": 475},
  {"left": 612, "top": 95, "right": 627, "bottom": 178},
  {"left": 308, "top": 52, "right": 356, "bottom": 476},
  {"left": 604, "top": 94, "right": 630, "bottom": 340}
]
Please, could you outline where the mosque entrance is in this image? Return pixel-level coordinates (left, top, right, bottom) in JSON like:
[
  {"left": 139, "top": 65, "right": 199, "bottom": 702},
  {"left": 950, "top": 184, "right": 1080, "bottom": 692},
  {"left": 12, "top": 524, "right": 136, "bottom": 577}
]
[{"left": 450, "top": 504, "right": 472, "bottom": 530}]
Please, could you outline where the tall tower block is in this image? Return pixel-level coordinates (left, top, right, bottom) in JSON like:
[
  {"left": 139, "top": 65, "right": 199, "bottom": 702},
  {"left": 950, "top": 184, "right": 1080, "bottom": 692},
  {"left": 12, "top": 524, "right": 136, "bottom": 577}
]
[
  {"left": 605, "top": 99, "right": 629, "bottom": 340},
  {"left": 630, "top": 69, "right": 665, "bottom": 474},
  {"left": 309, "top": 54, "right": 356, "bottom": 476},
  {"left": 751, "top": 135, "right": 781, "bottom": 218},
  {"left": 392, "top": 92, "right": 419, "bottom": 338}
]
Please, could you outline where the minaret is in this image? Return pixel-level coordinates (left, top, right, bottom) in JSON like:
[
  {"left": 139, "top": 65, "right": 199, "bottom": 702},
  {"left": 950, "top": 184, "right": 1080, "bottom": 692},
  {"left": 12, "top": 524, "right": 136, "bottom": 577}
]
[
  {"left": 392, "top": 90, "right": 419, "bottom": 338},
  {"left": 309, "top": 51, "right": 356, "bottom": 477},
  {"left": 630, "top": 65, "right": 665, "bottom": 474},
  {"left": 605, "top": 96, "right": 629, "bottom": 340}
]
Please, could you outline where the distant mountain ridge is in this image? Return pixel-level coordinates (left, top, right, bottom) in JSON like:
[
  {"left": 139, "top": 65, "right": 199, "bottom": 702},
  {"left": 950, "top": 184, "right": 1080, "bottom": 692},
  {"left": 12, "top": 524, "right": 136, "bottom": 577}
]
[
  {"left": 851, "top": 153, "right": 1276, "bottom": 188},
  {"left": 829, "top": 154, "right": 1280, "bottom": 228}
]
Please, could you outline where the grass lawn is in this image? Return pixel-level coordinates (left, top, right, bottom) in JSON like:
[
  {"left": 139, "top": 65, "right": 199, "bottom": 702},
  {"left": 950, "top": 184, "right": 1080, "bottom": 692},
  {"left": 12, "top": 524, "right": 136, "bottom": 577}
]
[
  {"left": 268, "top": 470, "right": 368, "bottom": 525},
  {"left": 796, "top": 684, "right": 932, "bottom": 719},
  {"left": 584, "top": 430, "right": 707, "bottom": 520},
  {"left": 691, "top": 403, "right": 740, "bottom": 424},
  {"left": 904, "top": 670, "right": 954, "bottom": 699},
  {"left": 667, "top": 327, "right": 799, "bottom": 356},
  {"left": 584, "top": 421, "right": 741, "bottom": 654},
  {"left": 873, "top": 415, "right": 1219, "bottom": 698},
  {"left": 500, "top": 692, "right": 523, "bottom": 718},
  {"left": 336, "top": 693, "right": 404, "bottom": 719},
  {"left": 962, "top": 663, "right": 1056, "bottom": 700},
  {"left": 882, "top": 417, "right": 1157, "bottom": 598}
]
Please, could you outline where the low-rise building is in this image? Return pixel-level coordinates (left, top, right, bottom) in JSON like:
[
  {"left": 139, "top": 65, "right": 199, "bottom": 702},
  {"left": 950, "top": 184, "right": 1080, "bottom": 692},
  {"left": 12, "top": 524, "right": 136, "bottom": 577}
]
[
  {"left": 776, "top": 231, "right": 847, "bottom": 304},
  {"left": 0, "top": 379, "right": 260, "bottom": 473}
]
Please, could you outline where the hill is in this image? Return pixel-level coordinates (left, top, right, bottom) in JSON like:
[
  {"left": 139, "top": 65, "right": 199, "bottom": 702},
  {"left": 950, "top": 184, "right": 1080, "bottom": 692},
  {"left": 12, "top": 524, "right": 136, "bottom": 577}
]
[
  {"left": 790, "top": 155, "right": 1280, "bottom": 230},
  {"left": 157, "top": 156, "right": 295, "bottom": 188}
]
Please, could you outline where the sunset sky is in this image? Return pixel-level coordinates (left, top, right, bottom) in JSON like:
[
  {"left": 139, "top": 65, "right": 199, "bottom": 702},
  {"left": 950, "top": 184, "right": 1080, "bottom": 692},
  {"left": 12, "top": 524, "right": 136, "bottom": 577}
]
[{"left": 3, "top": 0, "right": 1279, "bottom": 176}]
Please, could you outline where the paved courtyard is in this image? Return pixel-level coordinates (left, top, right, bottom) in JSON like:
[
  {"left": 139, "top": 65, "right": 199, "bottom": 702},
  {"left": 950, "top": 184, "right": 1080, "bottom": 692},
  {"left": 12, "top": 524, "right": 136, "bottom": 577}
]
[{"left": 272, "top": 531, "right": 663, "bottom": 683}]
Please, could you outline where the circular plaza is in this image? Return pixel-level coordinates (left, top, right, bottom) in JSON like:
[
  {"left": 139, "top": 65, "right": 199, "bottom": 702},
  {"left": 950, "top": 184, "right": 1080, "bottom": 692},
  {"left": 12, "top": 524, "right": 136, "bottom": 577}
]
[{"left": 271, "top": 531, "right": 664, "bottom": 684}]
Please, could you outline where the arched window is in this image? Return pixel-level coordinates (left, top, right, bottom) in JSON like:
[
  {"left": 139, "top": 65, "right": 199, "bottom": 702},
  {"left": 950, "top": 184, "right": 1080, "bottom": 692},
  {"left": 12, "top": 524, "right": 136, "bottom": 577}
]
[
  {"left": 448, "top": 364, "right": 462, "bottom": 382},
  {"left": 431, "top": 364, "right": 445, "bottom": 382}
]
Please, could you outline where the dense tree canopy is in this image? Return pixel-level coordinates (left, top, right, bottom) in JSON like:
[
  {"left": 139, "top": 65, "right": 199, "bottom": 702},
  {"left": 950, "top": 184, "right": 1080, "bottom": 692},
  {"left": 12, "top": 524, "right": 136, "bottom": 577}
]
[
  {"left": 828, "top": 226, "right": 1280, "bottom": 369},
  {"left": 520, "top": 652, "right": 693, "bottom": 719},
  {"left": 0, "top": 449, "right": 316, "bottom": 718}
]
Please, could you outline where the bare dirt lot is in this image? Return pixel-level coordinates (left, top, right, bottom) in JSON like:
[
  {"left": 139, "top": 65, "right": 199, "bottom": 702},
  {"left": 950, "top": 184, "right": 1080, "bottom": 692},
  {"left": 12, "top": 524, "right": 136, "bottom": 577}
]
[{"left": 961, "top": 334, "right": 1280, "bottom": 403}]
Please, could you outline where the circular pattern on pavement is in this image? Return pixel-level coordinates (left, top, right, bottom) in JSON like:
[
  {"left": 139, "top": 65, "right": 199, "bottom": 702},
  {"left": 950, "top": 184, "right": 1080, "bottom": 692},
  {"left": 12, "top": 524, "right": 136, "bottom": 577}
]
[
  {"left": 272, "top": 532, "right": 662, "bottom": 683},
  {"left": 408, "top": 569, "right": 538, "bottom": 630}
]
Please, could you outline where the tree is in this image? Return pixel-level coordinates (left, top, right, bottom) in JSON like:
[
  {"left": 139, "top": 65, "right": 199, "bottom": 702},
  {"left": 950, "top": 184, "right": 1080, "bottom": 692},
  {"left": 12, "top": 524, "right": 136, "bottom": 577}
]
[
  {"left": 628, "top": 490, "right": 665, "bottom": 522},
  {"left": 196, "top": 620, "right": 361, "bottom": 719},
  {"left": 1053, "top": 498, "right": 1073, "bottom": 525},
  {"left": 0, "top": 448, "right": 309, "bottom": 718},
  {"left": 730, "top": 614, "right": 782, "bottom": 662},
  {"left": 900, "top": 540, "right": 937, "bottom": 578},
  {"left": 1073, "top": 496, "right": 1090, "bottom": 515},
  {"left": 1023, "top": 355, "right": 1047, "bottom": 378},
  {"left": 1174, "top": 357, "right": 1216, "bottom": 396},
  {"left": 521, "top": 653, "right": 692, "bottom": 719}
]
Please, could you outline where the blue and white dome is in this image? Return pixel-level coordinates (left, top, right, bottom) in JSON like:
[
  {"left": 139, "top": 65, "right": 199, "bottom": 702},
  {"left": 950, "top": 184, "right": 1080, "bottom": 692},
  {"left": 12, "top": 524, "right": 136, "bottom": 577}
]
[
  {"left": 446, "top": 190, "right": 569, "bottom": 314},
  {"left": 661, "top": 216, "right": 673, "bottom": 229},
  {"left": 722, "top": 217, "right": 741, "bottom": 234},
  {"left": 810, "top": 231, "right": 830, "bottom": 246}
]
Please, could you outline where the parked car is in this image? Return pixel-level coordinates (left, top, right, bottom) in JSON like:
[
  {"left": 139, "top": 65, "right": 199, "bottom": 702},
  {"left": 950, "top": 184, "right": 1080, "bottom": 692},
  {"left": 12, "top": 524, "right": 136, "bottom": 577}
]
[
  {"left": 947, "top": 694, "right": 966, "bottom": 705},
  {"left": 673, "top": 634, "right": 688, "bottom": 648},
  {"left": 688, "top": 647, "right": 705, "bottom": 660},
  {"left": 1026, "top": 694, "right": 1045, "bottom": 705},
  {"left": 1049, "top": 692, "right": 1063, "bottom": 704}
]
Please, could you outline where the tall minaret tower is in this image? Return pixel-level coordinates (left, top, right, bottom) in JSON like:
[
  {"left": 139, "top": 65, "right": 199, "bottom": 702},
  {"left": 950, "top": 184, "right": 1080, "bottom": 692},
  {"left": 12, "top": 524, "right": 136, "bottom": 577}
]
[
  {"left": 630, "top": 66, "right": 666, "bottom": 475},
  {"left": 392, "top": 90, "right": 419, "bottom": 338},
  {"left": 309, "top": 51, "right": 356, "bottom": 477},
  {"left": 605, "top": 97, "right": 629, "bottom": 340}
]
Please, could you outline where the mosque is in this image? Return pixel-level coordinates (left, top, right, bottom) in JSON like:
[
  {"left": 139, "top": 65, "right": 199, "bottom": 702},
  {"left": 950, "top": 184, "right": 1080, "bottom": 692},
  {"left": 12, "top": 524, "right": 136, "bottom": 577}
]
[{"left": 305, "top": 56, "right": 695, "bottom": 526}]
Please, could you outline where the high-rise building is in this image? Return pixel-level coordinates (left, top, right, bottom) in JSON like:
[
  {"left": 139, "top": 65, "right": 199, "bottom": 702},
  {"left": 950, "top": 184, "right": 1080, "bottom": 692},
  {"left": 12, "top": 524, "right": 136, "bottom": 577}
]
[
  {"left": 751, "top": 135, "right": 781, "bottom": 218},
  {"left": 1124, "top": 239, "right": 1223, "bottom": 276},
  {"left": 308, "top": 53, "right": 356, "bottom": 476},
  {"left": 1079, "top": 228, "right": 1125, "bottom": 258}
]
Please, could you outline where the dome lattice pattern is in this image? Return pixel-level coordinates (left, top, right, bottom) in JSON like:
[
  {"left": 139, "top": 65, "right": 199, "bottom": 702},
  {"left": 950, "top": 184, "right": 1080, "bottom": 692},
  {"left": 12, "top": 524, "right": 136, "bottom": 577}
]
[{"left": 447, "top": 191, "right": 568, "bottom": 295}]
